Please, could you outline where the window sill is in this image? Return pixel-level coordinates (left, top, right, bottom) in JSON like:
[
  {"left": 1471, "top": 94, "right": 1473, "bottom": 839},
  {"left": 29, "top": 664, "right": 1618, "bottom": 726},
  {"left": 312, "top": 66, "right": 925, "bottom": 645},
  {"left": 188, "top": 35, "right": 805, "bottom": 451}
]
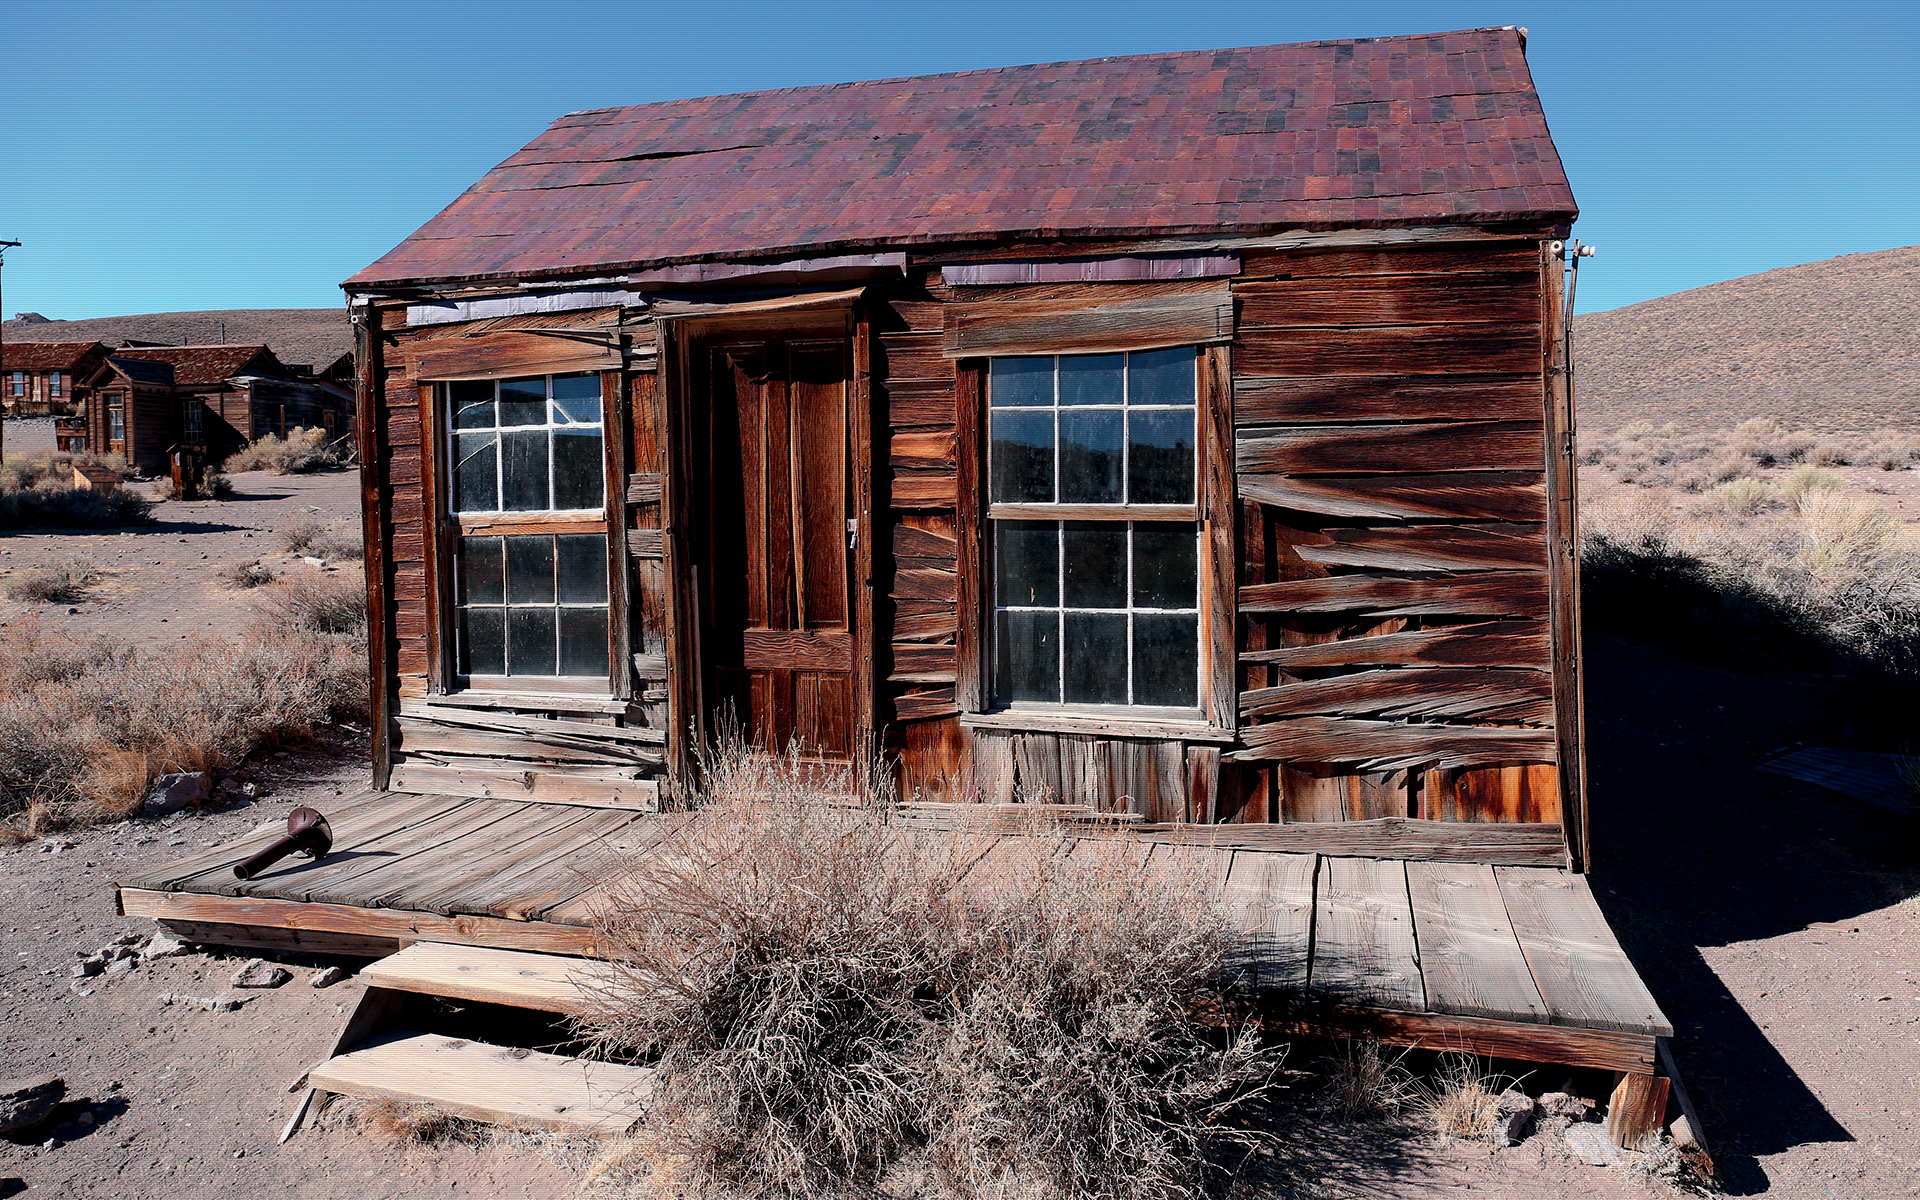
[{"left": 960, "top": 708, "right": 1235, "bottom": 743}]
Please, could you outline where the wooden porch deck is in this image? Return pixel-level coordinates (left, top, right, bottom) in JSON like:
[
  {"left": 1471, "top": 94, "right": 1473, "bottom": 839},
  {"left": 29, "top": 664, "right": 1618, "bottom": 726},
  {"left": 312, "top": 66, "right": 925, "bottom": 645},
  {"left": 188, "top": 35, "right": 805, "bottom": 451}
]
[{"left": 116, "top": 790, "right": 1671, "bottom": 1073}]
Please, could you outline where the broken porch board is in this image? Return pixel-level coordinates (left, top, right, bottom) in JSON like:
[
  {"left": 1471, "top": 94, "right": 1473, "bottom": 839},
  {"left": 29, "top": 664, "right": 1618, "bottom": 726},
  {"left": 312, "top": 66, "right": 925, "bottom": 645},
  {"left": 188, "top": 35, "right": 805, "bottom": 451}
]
[
  {"left": 358, "top": 942, "right": 619, "bottom": 1015},
  {"left": 309, "top": 1030, "right": 651, "bottom": 1136}
]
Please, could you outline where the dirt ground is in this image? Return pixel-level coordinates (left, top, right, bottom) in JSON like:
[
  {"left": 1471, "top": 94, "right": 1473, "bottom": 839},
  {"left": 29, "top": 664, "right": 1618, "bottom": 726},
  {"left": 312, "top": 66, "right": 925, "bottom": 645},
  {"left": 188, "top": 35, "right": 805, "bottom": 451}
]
[{"left": 2, "top": 415, "right": 1918, "bottom": 1197}]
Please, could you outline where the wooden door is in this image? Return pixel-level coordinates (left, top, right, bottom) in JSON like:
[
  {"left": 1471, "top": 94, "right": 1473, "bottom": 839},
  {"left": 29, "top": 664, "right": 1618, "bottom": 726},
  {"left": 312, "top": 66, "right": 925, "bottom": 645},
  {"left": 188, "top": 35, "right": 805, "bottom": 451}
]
[{"left": 702, "top": 334, "right": 857, "bottom": 759}]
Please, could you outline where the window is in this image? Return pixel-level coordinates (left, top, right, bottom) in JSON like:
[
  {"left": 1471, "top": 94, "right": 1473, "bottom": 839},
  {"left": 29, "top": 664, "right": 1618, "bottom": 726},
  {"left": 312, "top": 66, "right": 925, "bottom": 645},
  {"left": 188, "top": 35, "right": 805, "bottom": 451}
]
[
  {"left": 987, "top": 348, "right": 1199, "bottom": 710},
  {"left": 456, "top": 534, "right": 608, "bottom": 677},
  {"left": 107, "top": 399, "right": 125, "bottom": 443},
  {"left": 451, "top": 374, "right": 604, "bottom": 512},
  {"left": 9, "top": 372, "right": 20, "bottom": 397},
  {"left": 446, "top": 371, "right": 610, "bottom": 681},
  {"left": 48, "top": 372, "right": 61, "bottom": 398},
  {"left": 182, "top": 398, "right": 203, "bottom": 443}
]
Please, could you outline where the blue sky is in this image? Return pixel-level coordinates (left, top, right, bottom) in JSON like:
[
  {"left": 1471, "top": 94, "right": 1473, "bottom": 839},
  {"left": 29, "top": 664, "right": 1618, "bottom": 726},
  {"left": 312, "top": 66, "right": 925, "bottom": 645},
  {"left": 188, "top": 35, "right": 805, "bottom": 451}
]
[{"left": 3, "top": 1, "right": 1914, "bottom": 319}]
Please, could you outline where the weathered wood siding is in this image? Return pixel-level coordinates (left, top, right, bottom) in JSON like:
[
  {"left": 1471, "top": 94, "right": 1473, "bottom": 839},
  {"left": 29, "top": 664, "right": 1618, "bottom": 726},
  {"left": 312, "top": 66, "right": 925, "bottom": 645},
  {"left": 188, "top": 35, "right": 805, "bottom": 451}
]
[{"left": 1225, "top": 244, "right": 1560, "bottom": 826}]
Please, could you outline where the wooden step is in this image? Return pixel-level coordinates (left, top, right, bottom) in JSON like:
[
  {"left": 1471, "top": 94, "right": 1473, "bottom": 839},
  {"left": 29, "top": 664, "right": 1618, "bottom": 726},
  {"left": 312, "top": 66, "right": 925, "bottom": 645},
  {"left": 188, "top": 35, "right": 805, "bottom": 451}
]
[
  {"left": 309, "top": 1029, "right": 650, "bottom": 1135},
  {"left": 358, "top": 942, "right": 619, "bottom": 1015}
]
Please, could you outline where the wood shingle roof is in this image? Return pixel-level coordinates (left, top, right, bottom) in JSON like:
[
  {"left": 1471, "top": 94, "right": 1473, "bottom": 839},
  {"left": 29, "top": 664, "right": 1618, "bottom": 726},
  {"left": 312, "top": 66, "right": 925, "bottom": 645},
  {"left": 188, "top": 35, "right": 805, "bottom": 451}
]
[{"left": 347, "top": 27, "right": 1574, "bottom": 291}]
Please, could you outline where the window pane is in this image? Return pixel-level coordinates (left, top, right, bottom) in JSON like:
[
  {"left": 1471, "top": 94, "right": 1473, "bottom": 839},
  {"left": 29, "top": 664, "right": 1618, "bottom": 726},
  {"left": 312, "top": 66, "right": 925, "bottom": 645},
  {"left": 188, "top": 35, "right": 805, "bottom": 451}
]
[
  {"left": 500, "top": 430, "right": 550, "bottom": 510},
  {"left": 505, "top": 535, "right": 556, "bottom": 604},
  {"left": 451, "top": 380, "right": 495, "bottom": 429},
  {"left": 550, "top": 373, "right": 601, "bottom": 425},
  {"left": 1063, "top": 613, "right": 1128, "bottom": 705},
  {"left": 498, "top": 377, "right": 546, "bottom": 426},
  {"left": 507, "top": 608, "right": 558, "bottom": 676},
  {"left": 1133, "top": 614, "right": 1198, "bottom": 707},
  {"left": 1127, "top": 408, "right": 1195, "bottom": 504},
  {"left": 988, "top": 357, "right": 1053, "bottom": 407},
  {"left": 1132, "top": 526, "right": 1197, "bottom": 608},
  {"left": 452, "top": 432, "right": 498, "bottom": 512},
  {"left": 1058, "top": 409, "right": 1122, "bottom": 502},
  {"left": 459, "top": 536, "right": 505, "bottom": 605},
  {"left": 552, "top": 429, "right": 605, "bottom": 509},
  {"left": 995, "top": 610, "right": 1059, "bottom": 703},
  {"left": 996, "top": 519, "right": 1058, "bottom": 607},
  {"left": 556, "top": 534, "right": 607, "bottom": 604},
  {"left": 461, "top": 608, "right": 506, "bottom": 675},
  {"left": 1061, "top": 521, "right": 1126, "bottom": 608},
  {"left": 1057, "top": 353, "right": 1123, "bottom": 406},
  {"left": 1128, "top": 347, "right": 1196, "bottom": 406},
  {"left": 558, "top": 608, "right": 608, "bottom": 676},
  {"left": 989, "top": 409, "right": 1054, "bottom": 503}
]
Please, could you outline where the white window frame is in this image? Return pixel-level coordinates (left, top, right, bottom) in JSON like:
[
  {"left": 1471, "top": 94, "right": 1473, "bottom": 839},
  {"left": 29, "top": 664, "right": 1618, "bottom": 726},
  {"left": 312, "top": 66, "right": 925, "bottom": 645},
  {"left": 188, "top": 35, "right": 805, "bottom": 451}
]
[{"left": 449, "top": 374, "right": 606, "bottom": 516}]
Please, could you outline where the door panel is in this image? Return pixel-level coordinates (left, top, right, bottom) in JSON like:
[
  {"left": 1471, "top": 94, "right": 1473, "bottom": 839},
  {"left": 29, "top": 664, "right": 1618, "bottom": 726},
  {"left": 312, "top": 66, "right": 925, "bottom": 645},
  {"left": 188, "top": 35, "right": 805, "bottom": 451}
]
[{"left": 703, "top": 333, "right": 857, "bottom": 760}]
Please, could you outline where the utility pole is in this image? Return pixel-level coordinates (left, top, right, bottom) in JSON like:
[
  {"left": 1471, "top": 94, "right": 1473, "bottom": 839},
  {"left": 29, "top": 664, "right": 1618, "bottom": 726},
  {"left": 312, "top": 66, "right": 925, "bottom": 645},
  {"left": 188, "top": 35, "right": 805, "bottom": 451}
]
[{"left": 0, "top": 239, "right": 20, "bottom": 462}]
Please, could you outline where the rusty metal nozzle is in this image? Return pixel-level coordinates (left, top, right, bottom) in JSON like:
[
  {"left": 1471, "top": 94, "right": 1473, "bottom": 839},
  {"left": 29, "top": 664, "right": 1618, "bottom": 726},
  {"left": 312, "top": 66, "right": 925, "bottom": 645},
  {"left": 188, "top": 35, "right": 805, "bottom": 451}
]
[{"left": 233, "top": 807, "right": 333, "bottom": 880}]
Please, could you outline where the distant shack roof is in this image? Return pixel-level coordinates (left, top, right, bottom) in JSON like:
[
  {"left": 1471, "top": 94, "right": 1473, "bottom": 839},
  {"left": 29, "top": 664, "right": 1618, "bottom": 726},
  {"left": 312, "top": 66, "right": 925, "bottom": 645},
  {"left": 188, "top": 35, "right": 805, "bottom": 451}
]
[
  {"left": 102, "top": 356, "right": 176, "bottom": 386},
  {"left": 348, "top": 26, "right": 1574, "bottom": 291},
  {"left": 2, "top": 341, "right": 108, "bottom": 371},
  {"left": 109, "top": 344, "right": 282, "bottom": 386}
]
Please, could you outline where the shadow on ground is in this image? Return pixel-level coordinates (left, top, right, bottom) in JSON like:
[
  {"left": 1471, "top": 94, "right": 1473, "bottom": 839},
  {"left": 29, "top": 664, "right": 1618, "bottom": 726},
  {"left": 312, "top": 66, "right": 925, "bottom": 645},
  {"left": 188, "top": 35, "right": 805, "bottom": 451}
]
[{"left": 1583, "top": 633, "right": 1920, "bottom": 1194}]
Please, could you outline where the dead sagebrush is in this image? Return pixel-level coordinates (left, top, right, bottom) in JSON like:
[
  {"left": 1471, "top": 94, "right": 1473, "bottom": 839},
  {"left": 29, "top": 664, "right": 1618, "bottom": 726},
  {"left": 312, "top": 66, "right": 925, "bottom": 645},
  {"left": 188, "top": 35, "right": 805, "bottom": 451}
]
[
  {"left": 220, "top": 561, "right": 276, "bottom": 589},
  {"left": 1324, "top": 1040, "right": 1417, "bottom": 1119},
  {"left": 201, "top": 470, "right": 234, "bottom": 498},
  {"left": 279, "top": 516, "right": 363, "bottom": 561},
  {"left": 254, "top": 575, "right": 369, "bottom": 636},
  {"left": 581, "top": 782, "right": 1276, "bottom": 1200},
  {"left": 1784, "top": 464, "right": 1846, "bottom": 508},
  {"left": 0, "top": 595, "right": 368, "bottom": 830},
  {"left": 1706, "top": 477, "right": 1778, "bottom": 517},
  {"left": 223, "top": 427, "right": 348, "bottom": 474},
  {"left": 0, "top": 481, "right": 151, "bottom": 529},
  {"left": 1414, "top": 1054, "right": 1521, "bottom": 1146},
  {"left": 5, "top": 557, "right": 104, "bottom": 604}
]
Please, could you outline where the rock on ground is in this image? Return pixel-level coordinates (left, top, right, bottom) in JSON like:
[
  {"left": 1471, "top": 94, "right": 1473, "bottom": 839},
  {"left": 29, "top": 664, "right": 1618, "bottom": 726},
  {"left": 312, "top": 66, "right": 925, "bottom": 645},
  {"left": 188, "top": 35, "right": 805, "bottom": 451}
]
[
  {"left": 308, "top": 965, "right": 348, "bottom": 988},
  {"left": 143, "top": 771, "right": 211, "bottom": 818},
  {"left": 1564, "top": 1121, "right": 1623, "bottom": 1167},
  {"left": 232, "top": 959, "right": 293, "bottom": 989},
  {"left": 1497, "top": 1089, "right": 1534, "bottom": 1146},
  {"left": 142, "top": 929, "right": 193, "bottom": 961},
  {"left": 0, "top": 1074, "right": 66, "bottom": 1135}
]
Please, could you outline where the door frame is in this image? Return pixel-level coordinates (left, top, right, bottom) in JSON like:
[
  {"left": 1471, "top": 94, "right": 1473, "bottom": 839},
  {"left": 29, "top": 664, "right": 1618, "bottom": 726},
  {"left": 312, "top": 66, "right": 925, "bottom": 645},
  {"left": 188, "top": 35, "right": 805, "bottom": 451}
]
[{"left": 658, "top": 296, "right": 876, "bottom": 783}]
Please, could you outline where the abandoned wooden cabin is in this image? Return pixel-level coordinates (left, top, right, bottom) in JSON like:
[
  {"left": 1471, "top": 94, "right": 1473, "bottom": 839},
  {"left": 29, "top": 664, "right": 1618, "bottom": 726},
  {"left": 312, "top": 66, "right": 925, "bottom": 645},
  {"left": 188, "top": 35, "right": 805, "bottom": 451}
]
[{"left": 118, "top": 28, "right": 1693, "bottom": 1149}]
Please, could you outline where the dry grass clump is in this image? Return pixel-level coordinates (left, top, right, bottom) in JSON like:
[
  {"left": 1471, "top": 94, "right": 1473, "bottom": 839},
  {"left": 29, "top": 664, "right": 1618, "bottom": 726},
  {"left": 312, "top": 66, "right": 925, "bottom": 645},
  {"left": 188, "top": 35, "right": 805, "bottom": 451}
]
[
  {"left": 1707, "top": 477, "right": 1778, "bottom": 517},
  {"left": 580, "top": 740, "right": 1277, "bottom": 1200},
  {"left": 1324, "top": 1041, "right": 1416, "bottom": 1119},
  {"left": 1413, "top": 1055, "right": 1518, "bottom": 1146},
  {"left": 5, "top": 556, "right": 104, "bottom": 603},
  {"left": 0, "top": 576, "right": 367, "bottom": 838},
  {"left": 279, "top": 515, "right": 364, "bottom": 561},
  {"left": 358, "top": 1099, "right": 487, "bottom": 1147},
  {"left": 222, "top": 427, "right": 348, "bottom": 474}
]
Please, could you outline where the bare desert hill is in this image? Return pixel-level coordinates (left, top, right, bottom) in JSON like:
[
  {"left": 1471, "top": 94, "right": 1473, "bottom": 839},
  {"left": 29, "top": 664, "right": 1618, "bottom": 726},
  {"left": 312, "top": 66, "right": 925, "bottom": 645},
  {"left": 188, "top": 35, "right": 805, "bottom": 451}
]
[
  {"left": 1574, "top": 245, "right": 1920, "bottom": 436},
  {"left": 2, "top": 308, "right": 350, "bottom": 372}
]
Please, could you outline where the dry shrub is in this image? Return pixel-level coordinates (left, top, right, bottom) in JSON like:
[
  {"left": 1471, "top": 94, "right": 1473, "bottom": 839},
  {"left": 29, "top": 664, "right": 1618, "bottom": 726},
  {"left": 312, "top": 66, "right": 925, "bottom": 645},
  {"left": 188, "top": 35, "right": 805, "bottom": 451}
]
[
  {"left": 1324, "top": 1041, "right": 1416, "bottom": 1119},
  {"left": 581, "top": 746, "right": 1276, "bottom": 1200},
  {"left": 221, "top": 561, "right": 276, "bottom": 589},
  {"left": 201, "top": 470, "right": 234, "bottom": 498},
  {"left": 5, "top": 556, "right": 104, "bottom": 603},
  {"left": 279, "top": 516, "right": 364, "bottom": 561},
  {"left": 1414, "top": 1054, "right": 1518, "bottom": 1146},
  {"left": 223, "top": 427, "right": 348, "bottom": 474},
  {"left": 1707, "top": 477, "right": 1777, "bottom": 517},
  {"left": 149, "top": 475, "right": 180, "bottom": 501},
  {"left": 0, "top": 478, "right": 151, "bottom": 529},
  {"left": 1784, "top": 464, "right": 1846, "bottom": 508},
  {"left": 1809, "top": 441, "right": 1854, "bottom": 467},
  {"left": 0, "top": 578, "right": 367, "bottom": 834}
]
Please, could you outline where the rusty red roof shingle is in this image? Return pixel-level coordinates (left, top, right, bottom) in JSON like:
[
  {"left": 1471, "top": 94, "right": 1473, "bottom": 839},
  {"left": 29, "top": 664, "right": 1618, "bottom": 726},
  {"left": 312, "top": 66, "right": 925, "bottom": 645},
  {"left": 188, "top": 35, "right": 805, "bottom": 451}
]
[
  {"left": 2, "top": 341, "right": 109, "bottom": 372},
  {"left": 110, "top": 345, "right": 282, "bottom": 386},
  {"left": 348, "top": 27, "right": 1574, "bottom": 290}
]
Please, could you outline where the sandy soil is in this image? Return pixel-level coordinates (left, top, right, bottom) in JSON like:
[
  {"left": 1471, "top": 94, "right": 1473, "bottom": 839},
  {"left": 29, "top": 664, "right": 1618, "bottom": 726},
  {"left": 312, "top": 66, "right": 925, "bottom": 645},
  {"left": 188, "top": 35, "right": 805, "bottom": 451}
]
[{"left": 2, "top": 421, "right": 1916, "bottom": 1197}]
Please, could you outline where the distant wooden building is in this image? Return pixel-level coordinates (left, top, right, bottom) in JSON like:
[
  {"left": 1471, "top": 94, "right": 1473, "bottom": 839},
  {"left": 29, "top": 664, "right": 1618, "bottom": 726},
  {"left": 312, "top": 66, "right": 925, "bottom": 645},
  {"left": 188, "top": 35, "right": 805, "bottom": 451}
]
[
  {"left": 120, "top": 29, "right": 1688, "bottom": 1150},
  {"left": 2, "top": 340, "right": 108, "bottom": 418},
  {"left": 79, "top": 344, "right": 354, "bottom": 475}
]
